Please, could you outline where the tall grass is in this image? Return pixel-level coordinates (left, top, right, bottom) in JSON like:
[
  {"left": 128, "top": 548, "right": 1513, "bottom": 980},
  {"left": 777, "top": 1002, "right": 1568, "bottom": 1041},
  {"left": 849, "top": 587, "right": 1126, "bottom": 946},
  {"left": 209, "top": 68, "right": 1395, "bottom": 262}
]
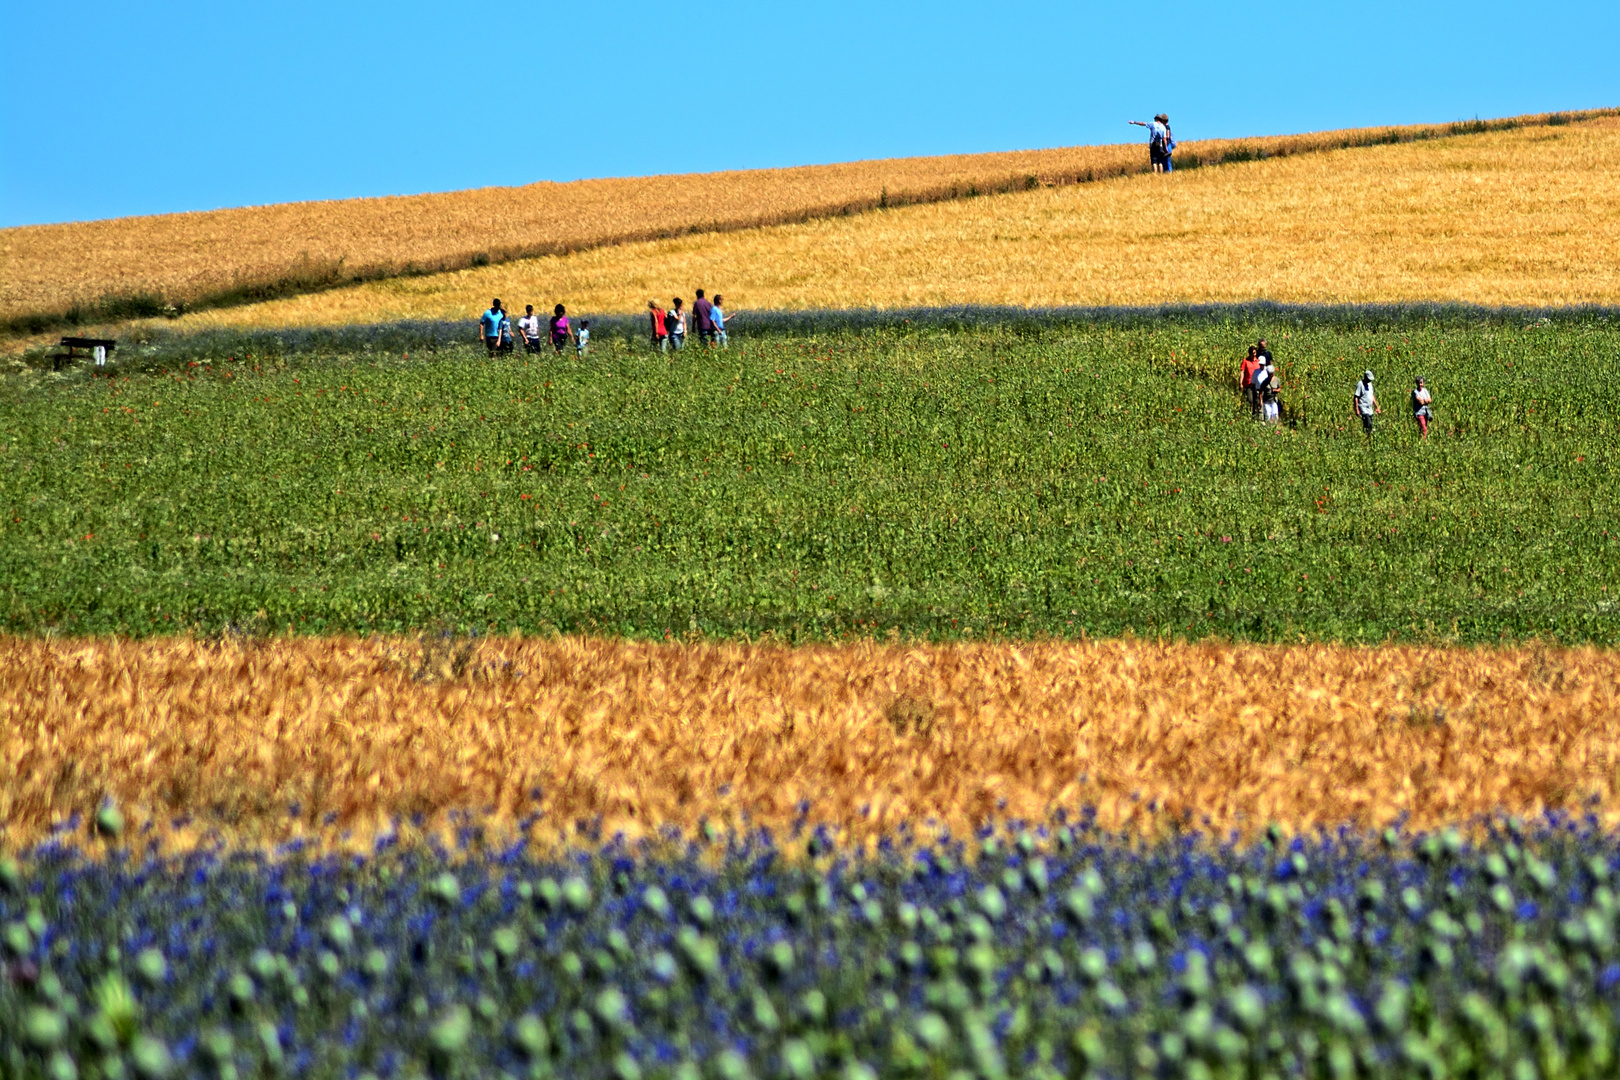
[{"left": 4, "top": 634, "right": 1617, "bottom": 849}]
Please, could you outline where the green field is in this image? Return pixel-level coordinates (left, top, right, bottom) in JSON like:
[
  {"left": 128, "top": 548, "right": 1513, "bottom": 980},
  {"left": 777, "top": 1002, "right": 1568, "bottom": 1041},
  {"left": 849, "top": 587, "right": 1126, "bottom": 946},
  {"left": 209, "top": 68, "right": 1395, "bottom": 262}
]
[{"left": 2, "top": 318, "right": 1616, "bottom": 642}]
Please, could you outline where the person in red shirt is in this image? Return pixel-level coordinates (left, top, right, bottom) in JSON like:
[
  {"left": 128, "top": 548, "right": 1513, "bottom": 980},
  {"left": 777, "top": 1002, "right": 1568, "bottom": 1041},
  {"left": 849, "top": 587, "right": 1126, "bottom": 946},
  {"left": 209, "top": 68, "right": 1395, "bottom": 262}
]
[
  {"left": 648, "top": 300, "right": 668, "bottom": 352},
  {"left": 1239, "top": 346, "right": 1262, "bottom": 417}
]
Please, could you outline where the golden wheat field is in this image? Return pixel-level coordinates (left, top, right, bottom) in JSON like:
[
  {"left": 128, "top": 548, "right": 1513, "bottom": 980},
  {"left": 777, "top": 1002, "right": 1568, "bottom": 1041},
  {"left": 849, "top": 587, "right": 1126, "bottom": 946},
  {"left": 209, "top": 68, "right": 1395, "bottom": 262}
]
[
  {"left": 6, "top": 634, "right": 1619, "bottom": 851},
  {"left": 175, "top": 115, "right": 1620, "bottom": 333},
  {"left": 0, "top": 113, "right": 1585, "bottom": 329}
]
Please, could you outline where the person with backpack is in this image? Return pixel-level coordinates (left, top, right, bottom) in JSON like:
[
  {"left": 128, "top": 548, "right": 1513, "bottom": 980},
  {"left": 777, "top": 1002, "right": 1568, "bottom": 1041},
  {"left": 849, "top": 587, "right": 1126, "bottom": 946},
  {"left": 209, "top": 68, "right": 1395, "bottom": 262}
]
[
  {"left": 1411, "top": 376, "right": 1434, "bottom": 438},
  {"left": 1250, "top": 356, "right": 1276, "bottom": 420},
  {"left": 1352, "top": 370, "right": 1381, "bottom": 434},
  {"left": 1129, "top": 114, "right": 1172, "bottom": 173},
  {"left": 479, "top": 298, "right": 505, "bottom": 356},
  {"left": 666, "top": 298, "right": 687, "bottom": 350},
  {"left": 648, "top": 300, "right": 668, "bottom": 352}
]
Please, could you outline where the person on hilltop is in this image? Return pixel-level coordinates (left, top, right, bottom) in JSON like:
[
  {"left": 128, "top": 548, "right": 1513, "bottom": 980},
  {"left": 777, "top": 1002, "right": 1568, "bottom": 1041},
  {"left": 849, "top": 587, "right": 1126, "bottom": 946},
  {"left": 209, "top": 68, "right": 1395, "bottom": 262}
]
[
  {"left": 1411, "top": 376, "right": 1434, "bottom": 438},
  {"left": 649, "top": 300, "right": 669, "bottom": 352},
  {"left": 517, "top": 304, "right": 543, "bottom": 354},
  {"left": 1129, "top": 114, "right": 1172, "bottom": 173},
  {"left": 479, "top": 298, "right": 505, "bottom": 356},
  {"left": 1352, "top": 370, "right": 1381, "bottom": 434},
  {"left": 666, "top": 298, "right": 687, "bottom": 350},
  {"left": 548, "top": 304, "right": 573, "bottom": 355},
  {"left": 692, "top": 289, "right": 716, "bottom": 347},
  {"left": 1239, "top": 345, "right": 1262, "bottom": 418}
]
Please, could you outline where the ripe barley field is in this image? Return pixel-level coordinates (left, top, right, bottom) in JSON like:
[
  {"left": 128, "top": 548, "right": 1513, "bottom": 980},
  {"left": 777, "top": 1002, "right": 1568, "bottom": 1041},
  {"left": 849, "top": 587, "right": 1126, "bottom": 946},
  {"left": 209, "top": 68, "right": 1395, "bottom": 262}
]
[
  {"left": 176, "top": 115, "right": 1620, "bottom": 333},
  {"left": 0, "top": 113, "right": 1592, "bottom": 333},
  {"left": 5, "top": 634, "right": 1618, "bottom": 850}
]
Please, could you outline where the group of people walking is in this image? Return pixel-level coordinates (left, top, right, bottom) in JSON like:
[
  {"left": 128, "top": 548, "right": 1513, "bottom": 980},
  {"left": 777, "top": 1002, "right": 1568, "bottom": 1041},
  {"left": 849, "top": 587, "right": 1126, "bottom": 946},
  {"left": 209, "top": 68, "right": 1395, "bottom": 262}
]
[
  {"left": 474, "top": 289, "right": 741, "bottom": 356},
  {"left": 1352, "top": 370, "right": 1434, "bottom": 437},
  {"left": 1237, "top": 338, "right": 1436, "bottom": 437},
  {"left": 479, "top": 299, "right": 590, "bottom": 357},
  {"left": 1239, "top": 338, "right": 1281, "bottom": 422},
  {"left": 1130, "top": 113, "right": 1176, "bottom": 172},
  {"left": 647, "top": 290, "right": 735, "bottom": 351}
]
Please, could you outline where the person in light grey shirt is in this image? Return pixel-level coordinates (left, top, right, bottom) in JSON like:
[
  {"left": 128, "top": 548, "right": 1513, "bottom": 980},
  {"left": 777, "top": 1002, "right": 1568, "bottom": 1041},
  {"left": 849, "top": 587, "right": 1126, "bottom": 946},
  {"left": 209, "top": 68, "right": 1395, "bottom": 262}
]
[{"left": 1352, "top": 370, "right": 1380, "bottom": 434}]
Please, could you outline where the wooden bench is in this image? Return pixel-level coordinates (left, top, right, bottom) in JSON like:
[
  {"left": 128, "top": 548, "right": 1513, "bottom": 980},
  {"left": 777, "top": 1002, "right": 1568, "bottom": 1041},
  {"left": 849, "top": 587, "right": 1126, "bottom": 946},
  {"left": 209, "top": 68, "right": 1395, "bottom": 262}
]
[{"left": 51, "top": 337, "right": 117, "bottom": 371}]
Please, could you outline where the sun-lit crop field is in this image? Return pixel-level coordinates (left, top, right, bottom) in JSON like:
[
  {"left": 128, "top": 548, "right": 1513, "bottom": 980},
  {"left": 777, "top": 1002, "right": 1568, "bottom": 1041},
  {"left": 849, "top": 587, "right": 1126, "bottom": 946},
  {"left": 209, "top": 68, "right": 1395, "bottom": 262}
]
[
  {"left": 173, "top": 115, "right": 1620, "bottom": 332},
  {"left": 8, "top": 110, "right": 1620, "bottom": 1075},
  {"left": 3, "top": 633, "right": 1619, "bottom": 849},
  {"left": 0, "top": 112, "right": 1595, "bottom": 334}
]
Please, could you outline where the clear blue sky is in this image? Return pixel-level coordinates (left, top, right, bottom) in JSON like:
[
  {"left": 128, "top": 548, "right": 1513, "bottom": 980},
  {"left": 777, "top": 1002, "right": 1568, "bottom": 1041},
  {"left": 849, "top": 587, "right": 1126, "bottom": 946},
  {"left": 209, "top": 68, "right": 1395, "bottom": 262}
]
[{"left": 1, "top": 0, "right": 1614, "bottom": 228}]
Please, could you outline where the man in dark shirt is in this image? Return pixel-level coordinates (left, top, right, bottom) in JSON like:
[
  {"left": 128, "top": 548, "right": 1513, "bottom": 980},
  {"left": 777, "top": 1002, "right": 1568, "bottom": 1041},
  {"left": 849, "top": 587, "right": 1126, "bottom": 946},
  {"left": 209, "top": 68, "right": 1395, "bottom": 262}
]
[{"left": 692, "top": 288, "right": 716, "bottom": 346}]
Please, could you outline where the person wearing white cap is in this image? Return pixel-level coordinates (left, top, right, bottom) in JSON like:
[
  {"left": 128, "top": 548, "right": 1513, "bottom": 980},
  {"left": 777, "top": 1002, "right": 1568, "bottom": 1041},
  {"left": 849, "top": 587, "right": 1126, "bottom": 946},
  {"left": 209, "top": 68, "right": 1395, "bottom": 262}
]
[{"left": 1352, "top": 370, "right": 1380, "bottom": 434}]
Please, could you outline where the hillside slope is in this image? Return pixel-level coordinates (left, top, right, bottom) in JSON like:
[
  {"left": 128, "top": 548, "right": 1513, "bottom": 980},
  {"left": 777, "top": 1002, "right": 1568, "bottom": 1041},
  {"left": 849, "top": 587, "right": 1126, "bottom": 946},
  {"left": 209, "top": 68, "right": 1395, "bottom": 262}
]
[
  {"left": 1, "top": 113, "right": 1588, "bottom": 332},
  {"left": 176, "top": 115, "right": 1620, "bottom": 330}
]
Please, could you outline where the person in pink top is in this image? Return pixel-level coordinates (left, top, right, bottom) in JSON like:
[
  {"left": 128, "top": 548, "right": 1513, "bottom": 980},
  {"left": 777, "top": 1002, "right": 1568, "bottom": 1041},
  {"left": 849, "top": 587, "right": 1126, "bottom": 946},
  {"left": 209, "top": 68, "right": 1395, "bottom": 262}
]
[{"left": 548, "top": 304, "right": 573, "bottom": 355}]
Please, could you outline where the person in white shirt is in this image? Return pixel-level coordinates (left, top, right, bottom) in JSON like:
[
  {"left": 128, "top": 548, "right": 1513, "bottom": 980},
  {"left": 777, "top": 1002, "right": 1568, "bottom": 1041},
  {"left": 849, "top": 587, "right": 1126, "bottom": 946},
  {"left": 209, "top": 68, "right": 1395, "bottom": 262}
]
[
  {"left": 517, "top": 305, "right": 543, "bottom": 353},
  {"left": 575, "top": 320, "right": 590, "bottom": 358},
  {"left": 1352, "top": 370, "right": 1381, "bottom": 434}
]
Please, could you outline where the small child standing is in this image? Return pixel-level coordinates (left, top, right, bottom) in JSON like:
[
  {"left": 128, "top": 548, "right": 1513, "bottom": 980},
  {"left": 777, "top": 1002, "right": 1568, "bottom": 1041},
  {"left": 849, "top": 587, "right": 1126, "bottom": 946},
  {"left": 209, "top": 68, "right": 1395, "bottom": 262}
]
[{"left": 576, "top": 319, "right": 590, "bottom": 359}]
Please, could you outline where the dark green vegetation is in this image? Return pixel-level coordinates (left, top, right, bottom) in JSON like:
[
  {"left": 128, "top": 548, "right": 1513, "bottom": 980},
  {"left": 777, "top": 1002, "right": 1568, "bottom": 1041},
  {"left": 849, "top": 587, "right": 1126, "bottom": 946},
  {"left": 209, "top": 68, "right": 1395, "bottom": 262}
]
[
  {"left": 3, "top": 820, "right": 1620, "bottom": 1079},
  {"left": 1, "top": 317, "right": 1617, "bottom": 641}
]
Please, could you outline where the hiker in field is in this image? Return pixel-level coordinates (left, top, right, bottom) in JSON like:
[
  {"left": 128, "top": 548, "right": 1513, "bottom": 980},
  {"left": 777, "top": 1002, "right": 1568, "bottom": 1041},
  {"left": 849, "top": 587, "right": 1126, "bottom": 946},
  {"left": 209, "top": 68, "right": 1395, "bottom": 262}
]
[
  {"left": 1411, "top": 376, "right": 1434, "bottom": 438},
  {"left": 648, "top": 300, "right": 669, "bottom": 352},
  {"left": 1251, "top": 355, "right": 1274, "bottom": 421},
  {"left": 692, "top": 288, "right": 717, "bottom": 346},
  {"left": 1352, "top": 370, "right": 1381, "bottom": 434},
  {"left": 1162, "top": 118, "right": 1177, "bottom": 172},
  {"left": 498, "top": 308, "right": 516, "bottom": 355},
  {"left": 1259, "top": 358, "right": 1282, "bottom": 423},
  {"left": 1256, "top": 337, "right": 1273, "bottom": 365},
  {"left": 667, "top": 298, "right": 687, "bottom": 350},
  {"left": 479, "top": 298, "right": 505, "bottom": 356},
  {"left": 712, "top": 294, "right": 735, "bottom": 348},
  {"left": 1240, "top": 345, "right": 1262, "bottom": 417},
  {"left": 548, "top": 304, "right": 572, "bottom": 354},
  {"left": 1130, "top": 114, "right": 1172, "bottom": 173},
  {"left": 517, "top": 304, "right": 543, "bottom": 354},
  {"left": 576, "top": 319, "right": 590, "bottom": 359}
]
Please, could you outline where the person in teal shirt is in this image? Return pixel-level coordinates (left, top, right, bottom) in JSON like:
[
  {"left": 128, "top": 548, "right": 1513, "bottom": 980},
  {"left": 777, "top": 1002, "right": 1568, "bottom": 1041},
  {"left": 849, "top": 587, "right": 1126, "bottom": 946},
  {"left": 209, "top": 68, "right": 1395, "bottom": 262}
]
[{"left": 479, "top": 299, "right": 504, "bottom": 356}]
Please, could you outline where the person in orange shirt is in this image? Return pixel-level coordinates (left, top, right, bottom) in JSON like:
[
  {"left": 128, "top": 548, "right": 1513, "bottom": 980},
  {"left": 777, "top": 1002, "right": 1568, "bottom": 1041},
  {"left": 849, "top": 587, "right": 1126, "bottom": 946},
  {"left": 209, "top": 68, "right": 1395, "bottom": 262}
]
[{"left": 1239, "top": 346, "right": 1262, "bottom": 418}]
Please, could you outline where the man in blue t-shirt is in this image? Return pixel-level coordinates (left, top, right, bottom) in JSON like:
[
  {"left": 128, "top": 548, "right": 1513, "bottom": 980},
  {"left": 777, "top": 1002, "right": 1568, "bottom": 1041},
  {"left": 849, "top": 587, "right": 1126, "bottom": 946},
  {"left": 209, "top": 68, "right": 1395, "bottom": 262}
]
[{"left": 479, "top": 299, "right": 505, "bottom": 355}]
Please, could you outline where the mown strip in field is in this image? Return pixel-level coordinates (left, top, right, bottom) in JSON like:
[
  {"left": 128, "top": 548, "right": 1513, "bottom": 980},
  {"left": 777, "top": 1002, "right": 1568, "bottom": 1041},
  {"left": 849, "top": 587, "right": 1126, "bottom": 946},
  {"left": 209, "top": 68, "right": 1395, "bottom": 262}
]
[
  {"left": 3, "top": 322, "right": 1617, "bottom": 643},
  {"left": 4, "top": 111, "right": 1602, "bottom": 336},
  {"left": 5, "top": 634, "right": 1618, "bottom": 849}
]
